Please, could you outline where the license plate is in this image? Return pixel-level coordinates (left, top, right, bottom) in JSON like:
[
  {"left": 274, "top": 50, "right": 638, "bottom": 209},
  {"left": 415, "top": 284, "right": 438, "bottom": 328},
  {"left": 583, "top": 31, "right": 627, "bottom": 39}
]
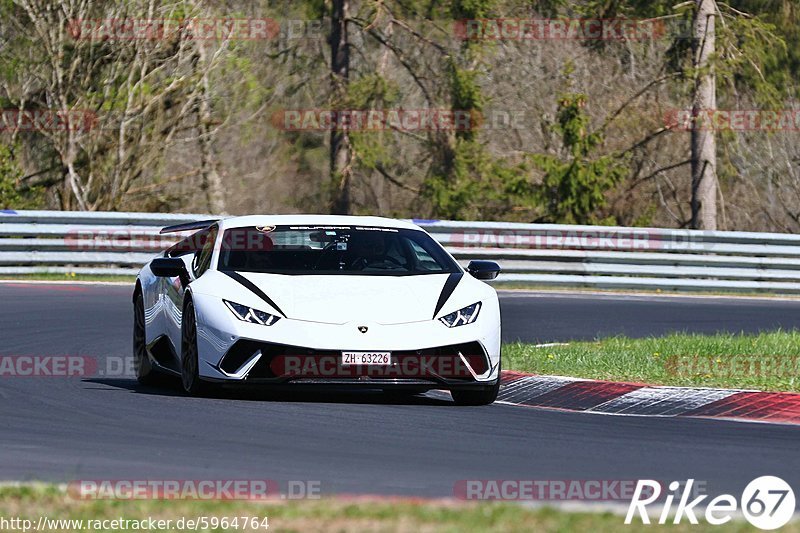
[{"left": 342, "top": 352, "right": 392, "bottom": 365}]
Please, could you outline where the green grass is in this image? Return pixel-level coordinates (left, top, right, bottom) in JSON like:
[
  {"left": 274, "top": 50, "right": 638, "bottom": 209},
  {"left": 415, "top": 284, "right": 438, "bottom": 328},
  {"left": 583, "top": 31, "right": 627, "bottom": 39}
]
[
  {"left": 504, "top": 331, "right": 800, "bottom": 392},
  {"left": 0, "top": 485, "right": 780, "bottom": 532}
]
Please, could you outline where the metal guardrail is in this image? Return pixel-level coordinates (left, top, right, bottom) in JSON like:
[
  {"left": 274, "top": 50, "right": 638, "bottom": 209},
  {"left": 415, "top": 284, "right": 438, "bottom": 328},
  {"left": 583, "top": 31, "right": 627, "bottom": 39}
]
[{"left": 1, "top": 210, "right": 800, "bottom": 293}]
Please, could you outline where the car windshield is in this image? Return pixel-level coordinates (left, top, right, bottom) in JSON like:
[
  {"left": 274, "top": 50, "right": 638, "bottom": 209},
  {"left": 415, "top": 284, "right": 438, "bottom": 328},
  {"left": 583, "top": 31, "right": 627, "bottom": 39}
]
[{"left": 217, "top": 225, "right": 460, "bottom": 275}]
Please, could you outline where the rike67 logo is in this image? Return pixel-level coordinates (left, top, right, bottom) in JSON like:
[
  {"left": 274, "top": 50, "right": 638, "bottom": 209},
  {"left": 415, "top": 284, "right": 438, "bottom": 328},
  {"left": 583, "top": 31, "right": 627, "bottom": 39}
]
[{"left": 626, "top": 477, "right": 795, "bottom": 530}]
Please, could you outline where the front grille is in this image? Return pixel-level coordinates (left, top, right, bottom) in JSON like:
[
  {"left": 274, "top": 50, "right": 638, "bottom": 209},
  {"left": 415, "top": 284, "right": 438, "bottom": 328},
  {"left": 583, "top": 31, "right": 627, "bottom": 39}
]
[{"left": 219, "top": 340, "right": 489, "bottom": 382}]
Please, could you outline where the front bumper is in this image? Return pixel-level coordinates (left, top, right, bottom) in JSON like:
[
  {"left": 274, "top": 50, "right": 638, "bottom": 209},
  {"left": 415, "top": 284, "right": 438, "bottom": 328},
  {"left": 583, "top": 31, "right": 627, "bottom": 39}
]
[
  {"left": 204, "top": 339, "right": 498, "bottom": 390},
  {"left": 192, "top": 292, "right": 502, "bottom": 386}
]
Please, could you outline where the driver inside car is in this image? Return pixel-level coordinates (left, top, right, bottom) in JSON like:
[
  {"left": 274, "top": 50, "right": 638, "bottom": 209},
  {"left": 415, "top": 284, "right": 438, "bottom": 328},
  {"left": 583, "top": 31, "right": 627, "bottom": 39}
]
[{"left": 349, "top": 232, "right": 406, "bottom": 271}]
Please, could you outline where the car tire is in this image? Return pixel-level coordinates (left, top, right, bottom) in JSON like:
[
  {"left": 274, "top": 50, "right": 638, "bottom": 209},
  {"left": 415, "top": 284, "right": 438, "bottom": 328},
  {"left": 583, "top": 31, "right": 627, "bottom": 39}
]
[
  {"left": 451, "top": 381, "right": 500, "bottom": 406},
  {"left": 181, "top": 299, "right": 212, "bottom": 397},
  {"left": 133, "top": 292, "right": 159, "bottom": 385}
]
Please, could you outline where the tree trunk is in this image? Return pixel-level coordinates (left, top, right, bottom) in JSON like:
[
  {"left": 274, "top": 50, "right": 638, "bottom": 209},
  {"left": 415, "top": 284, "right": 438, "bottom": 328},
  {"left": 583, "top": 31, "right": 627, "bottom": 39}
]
[
  {"left": 197, "top": 44, "right": 226, "bottom": 215},
  {"left": 690, "top": 0, "right": 717, "bottom": 230},
  {"left": 330, "top": 0, "right": 351, "bottom": 215},
  {"left": 198, "top": 100, "right": 226, "bottom": 215}
]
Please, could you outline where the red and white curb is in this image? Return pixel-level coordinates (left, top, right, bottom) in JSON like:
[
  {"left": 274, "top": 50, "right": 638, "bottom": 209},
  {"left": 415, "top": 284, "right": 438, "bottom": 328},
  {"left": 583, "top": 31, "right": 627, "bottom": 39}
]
[{"left": 498, "top": 372, "right": 800, "bottom": 425}]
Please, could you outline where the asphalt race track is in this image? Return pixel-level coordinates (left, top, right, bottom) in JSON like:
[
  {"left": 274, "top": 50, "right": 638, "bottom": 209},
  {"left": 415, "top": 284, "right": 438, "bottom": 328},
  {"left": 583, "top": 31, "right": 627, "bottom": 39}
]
[{"left": 1, "top": 283, "right": 799, "bottom": 500}]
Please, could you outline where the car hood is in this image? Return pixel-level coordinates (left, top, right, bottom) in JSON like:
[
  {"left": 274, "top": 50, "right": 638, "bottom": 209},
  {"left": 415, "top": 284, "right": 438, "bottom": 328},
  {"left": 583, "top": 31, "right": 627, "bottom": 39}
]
[{"left": 216, "top": 271, "right": 458, "bottom": 325}]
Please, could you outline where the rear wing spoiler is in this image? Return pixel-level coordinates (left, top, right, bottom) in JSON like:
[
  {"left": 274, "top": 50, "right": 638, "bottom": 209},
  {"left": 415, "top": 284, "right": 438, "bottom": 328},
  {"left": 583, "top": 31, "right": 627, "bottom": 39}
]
[{"left": 159, "top": 219, "right": 219, "bottom": 235}]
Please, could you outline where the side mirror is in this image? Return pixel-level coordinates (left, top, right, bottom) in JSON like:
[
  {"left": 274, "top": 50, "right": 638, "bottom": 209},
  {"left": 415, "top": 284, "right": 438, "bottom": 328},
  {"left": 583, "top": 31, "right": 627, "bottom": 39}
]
[
  {"left": 151, "top": 257, "right": 190, "bottom": 287},
  {"left": 467, "top": 260, "right": 501, "bottom": 281}
]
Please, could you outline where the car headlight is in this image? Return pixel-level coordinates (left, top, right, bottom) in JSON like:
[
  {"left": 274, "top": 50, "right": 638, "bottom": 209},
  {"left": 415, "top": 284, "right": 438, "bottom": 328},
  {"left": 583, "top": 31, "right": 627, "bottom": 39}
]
[
  {"left": 224, "top": 300, "right": 281, "bottom": 326},
  {"left": 439, "top": 302, "right": 481, "bottom": 328}
]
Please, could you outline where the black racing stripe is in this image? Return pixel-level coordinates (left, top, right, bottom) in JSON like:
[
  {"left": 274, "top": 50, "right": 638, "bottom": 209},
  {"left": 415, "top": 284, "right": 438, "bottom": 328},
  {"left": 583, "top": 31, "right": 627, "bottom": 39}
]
[
  {"left": 221, "top": 270, "right": 287, "bottom": 318},
  {"left": 433, "top": 272, "right": 464, "bottom": 319}
]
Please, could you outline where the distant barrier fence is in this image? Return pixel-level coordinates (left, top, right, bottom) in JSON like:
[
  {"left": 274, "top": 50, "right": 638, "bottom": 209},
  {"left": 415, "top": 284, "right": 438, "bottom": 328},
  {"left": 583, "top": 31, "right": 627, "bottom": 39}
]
[{"left": 2, "top": 210, "right": 800, "bottom": 293}]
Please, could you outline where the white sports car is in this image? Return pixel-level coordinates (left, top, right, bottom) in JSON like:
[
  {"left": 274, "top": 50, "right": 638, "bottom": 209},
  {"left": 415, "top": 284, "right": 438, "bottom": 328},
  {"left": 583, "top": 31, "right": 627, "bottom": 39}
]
[{"left": 133, "top": 215, "right": 502, "bottom": 405}]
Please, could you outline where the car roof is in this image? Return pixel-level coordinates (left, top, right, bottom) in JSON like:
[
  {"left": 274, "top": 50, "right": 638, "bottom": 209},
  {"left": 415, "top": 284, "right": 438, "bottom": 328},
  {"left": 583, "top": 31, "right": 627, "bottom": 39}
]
[{"left": 216, "top": 215, "right": 424, "bottom": 232}]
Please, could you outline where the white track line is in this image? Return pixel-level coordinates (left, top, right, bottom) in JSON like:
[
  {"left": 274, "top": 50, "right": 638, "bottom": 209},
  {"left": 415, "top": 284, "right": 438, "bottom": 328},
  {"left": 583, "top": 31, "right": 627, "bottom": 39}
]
[
  {"left": 0, "top": 279, "right": 130, "bottom": 287},
  {"left": 497, "top": 289, "right": 800, "bottom": 302},
  {"left": 532, "top": 343, "right": 570, "bottom": 348}
]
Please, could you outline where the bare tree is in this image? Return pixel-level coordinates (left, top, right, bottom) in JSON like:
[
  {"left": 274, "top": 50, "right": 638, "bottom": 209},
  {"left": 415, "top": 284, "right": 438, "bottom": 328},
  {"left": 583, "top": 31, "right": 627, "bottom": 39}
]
[
  {"left": 690, "top": 0, "right": 718, "bottom": 229},
  {"left": 194, "top": 41, "right": 227, "bottom": 214},
  {"left": 1, "top": 0, "right": 231, "bottom": 211},
  {"left": 329, "top": 0, "right": 352, "bottom": 214}
]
